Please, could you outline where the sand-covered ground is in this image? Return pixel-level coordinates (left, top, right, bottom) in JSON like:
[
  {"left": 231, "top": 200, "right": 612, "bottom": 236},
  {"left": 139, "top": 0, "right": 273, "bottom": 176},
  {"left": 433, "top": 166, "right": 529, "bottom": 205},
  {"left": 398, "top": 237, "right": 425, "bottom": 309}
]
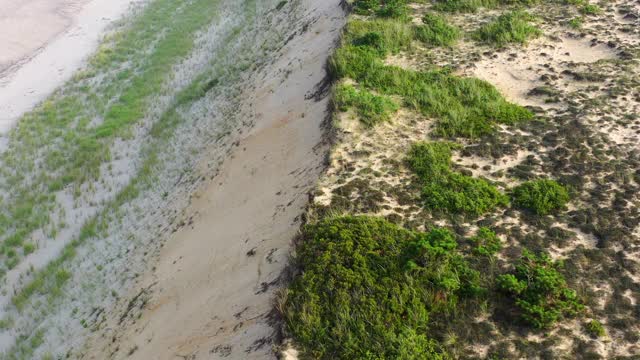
[
  {"left": 80, "top": 1, "right": 345, "bottom": 358},
  {"left": 0, "top": 0, "right": 346, "bottom": 358},
  {"left": 0, "top": 0, "right": 135, "bottom": 132}
]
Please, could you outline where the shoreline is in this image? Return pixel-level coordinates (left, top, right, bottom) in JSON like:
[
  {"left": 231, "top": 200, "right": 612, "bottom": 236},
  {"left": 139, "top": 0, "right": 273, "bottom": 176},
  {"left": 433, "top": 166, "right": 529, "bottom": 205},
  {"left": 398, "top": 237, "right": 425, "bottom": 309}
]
[{"left": 0, "top": 0, "right": 137, "bottom": 133}]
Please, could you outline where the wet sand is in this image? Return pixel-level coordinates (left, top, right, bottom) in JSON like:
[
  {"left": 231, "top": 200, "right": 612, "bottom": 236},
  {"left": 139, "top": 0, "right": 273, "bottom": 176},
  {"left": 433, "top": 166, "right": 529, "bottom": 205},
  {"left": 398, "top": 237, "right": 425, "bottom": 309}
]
[{"left": 0, "top": 0, "right": 134, "bottom": 132}]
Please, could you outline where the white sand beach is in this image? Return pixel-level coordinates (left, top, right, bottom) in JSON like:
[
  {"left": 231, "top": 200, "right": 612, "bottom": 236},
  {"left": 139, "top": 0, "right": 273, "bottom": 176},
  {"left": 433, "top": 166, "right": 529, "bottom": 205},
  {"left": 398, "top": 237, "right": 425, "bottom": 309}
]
[{"left": 0, "top": 0, "right": 134, "bottom": 132}]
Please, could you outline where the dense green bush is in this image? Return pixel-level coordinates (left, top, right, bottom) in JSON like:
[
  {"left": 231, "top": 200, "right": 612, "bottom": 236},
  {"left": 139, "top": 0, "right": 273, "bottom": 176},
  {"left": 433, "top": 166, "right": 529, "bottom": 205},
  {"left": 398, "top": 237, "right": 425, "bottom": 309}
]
[
  {"left": 335, "top": 84, "right": 399, "bottom": 126},
  {"left": 497, "top": 250, "right": 583, "bottom": 328},
  {"left": 284, "top": 216, "right": 482, "bottom": 359},
  {"left": 415, "top": 13, "right": 461, "bottom": 47},
  {"left": 511, "top": 179, "right": 570, "bottom": 215},
  {"left": 585, "top": 319, "right": 606, "bottom": 338},
  {"left": 474, "top": 11, "right": 541, "bottom": 47},
  {"left": 471, "top": 227, "right": 502, "bottom": 256},
  {"left": 407, "top": 142, "right": 509, "bottom": 216}
]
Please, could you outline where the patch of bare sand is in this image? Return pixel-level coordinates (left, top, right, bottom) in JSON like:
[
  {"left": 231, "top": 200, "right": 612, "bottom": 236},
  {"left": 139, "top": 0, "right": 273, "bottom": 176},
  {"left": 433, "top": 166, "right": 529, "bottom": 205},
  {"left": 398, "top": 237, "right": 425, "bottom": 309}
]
[
  {"left": 79, "top": 1, "right": 346, "bottom": 359},
  {"left": 467, "top": 36, "right": 616, "bottom": 107},
  {"left": 0, "top": 0, "right": 136, "bottom": 132},
  {"left": 0, "top": 0, "right": 88, "bottom": 72}
]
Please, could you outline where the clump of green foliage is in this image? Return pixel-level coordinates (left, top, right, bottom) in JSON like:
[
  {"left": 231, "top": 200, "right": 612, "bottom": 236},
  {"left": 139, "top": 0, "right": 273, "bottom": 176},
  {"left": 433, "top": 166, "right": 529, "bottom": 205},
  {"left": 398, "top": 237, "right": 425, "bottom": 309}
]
[
  {"left": 433, "top": 0, "right": 497, "bottom": 12},
  {"left": 335, "top": 84, "right": 399, "bottom": 126},
  {"left": 568, "top": 16, "right": 584, "bottom": 29},
  {"left": 433, "top": 0, "right": 541, "bottom": 12},
  {"left": 353, "top": 0, "right": 409, "bottom": 19},
  {"left": 284, "top": 216, "right": 483, "bottom": 359},
  {"left": 511, "top": 179, "right": 570, "bottom": 215},
  {"left": 347, "top": 19, "right": 414, "bottom": 56},
  {"left": 415, "top": 13, "right": 461, "bottom": 47},
  {"left": 585, "top": 319, "right": 606, "bottom": 338},
  {"left": 330, "top": 44, "right": 532, "bottom": 137},
  {"left": 497, "top": 250, "right": 583, "bottom": 328},
  {"left": 580, "top": 3, "right": 601, "bottom": 15},
  {"left": 471, "top": 227, "right": 502, "bottom": 256},
  {"left": 474, "top": 11, "right": 541, "bottom": 47},
  {"left": 407, "top": 142, "right": 509, "bottom": 216}
]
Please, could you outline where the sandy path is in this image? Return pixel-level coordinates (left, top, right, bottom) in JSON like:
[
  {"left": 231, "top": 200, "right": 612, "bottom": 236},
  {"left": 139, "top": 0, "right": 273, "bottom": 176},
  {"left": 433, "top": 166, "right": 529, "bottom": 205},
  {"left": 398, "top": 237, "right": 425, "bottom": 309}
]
[
  {"left": 80, "top": 1, "right": 345, "bottom": 359},
  {"left": 0, "top": 0, "right": 135, "bottom": 133}
]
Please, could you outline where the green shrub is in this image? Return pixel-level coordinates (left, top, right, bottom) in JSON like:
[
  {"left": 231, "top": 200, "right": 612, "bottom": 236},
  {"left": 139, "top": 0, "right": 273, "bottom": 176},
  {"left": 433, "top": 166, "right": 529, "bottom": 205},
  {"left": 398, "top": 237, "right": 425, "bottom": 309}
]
[
  {"left": 407, "top": 142, "right": 509, "bottom": 216},
  {"left": 346, "top": 19, "right": 414, "bottom": 56},
  {"left": 471, "top": 227, "right": 502, "bottom": 256},
  {"left": 474, "top": 11, "right": 541, "bottom": 47},
  {"left": 335, "top": 84, "right": 399, "bottom": 126},
  {"left": 22, "top": 243, "right": 35, "bottom": 256},
  {"left": 284, "top": 216, "right": 482, "bottom": 359},
  {"left": 585, "top": 319, "right": 606, "bottom": 338},
  {"left": 415, "top": 13, "right": 461, "bottom": 47},
  {"left": 353, "top": 0, "right": 379, "bottom": 14},
  {"left": 580, "top": 4, "right": 601, "bottom": 15},
  {"left": 353, "top": 0, "right": 409, "bottom": 19},
  {"left": 497, "top": 250, "right": 583, "bottom": 328},
  {"left": 511, "top": 179, "right": 570, "bottom": 215},
  {"left": 568, "top": 17, "right": 583, "bottom": 29},
  {"left": 376, "top": 0, "right": 409, "bottom": 18}
]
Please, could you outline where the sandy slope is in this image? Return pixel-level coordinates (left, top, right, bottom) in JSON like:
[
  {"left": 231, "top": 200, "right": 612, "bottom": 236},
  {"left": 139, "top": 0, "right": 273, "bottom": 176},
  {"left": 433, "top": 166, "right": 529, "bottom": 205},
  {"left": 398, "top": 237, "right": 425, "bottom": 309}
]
[
  {"left": 80, "top": 1, "right": 346, "bottom": 359},
  {"left": 0, "top": 0, "right": 135, "bottom": 132}
]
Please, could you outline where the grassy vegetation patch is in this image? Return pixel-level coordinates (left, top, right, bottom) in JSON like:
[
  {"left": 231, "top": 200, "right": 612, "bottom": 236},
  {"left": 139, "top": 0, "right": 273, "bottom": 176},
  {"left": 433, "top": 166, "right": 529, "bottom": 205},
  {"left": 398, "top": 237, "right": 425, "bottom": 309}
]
[
  {"left": 433, "top": 0, "right": 498, "bottom": 13},
  {"left": 511, "top": 179, "right": 570, "bottom": 215},
  {"left": 415, "top": 13, "right": 461, "bottom": 47},
  {"left": 497, "top": 250, "right": 583, "bottom": 328},
  {"left": 407, "top": 142, "right": 508, "bottom": 216},
  {"left": 580, "top": 3, "right": 601, "bottom": 15},
  {"left": 352, "top": 0, "right": 409, "bottom": 19},
  {"left": 474, "top": 11, "right": 541, "bottom": 47},
  {"left": 331, "top": 47, "right": 533, "bottom": 137},
  {"left": 284, "top": 216, "right": 483, "bottom": 359},
  {"left": 346, "top": 19, "right": 414, "bottom": 56},
  {"left": 335, "top": 84, "right": 399, "bottom": 126},
  {"left": 433, "top": 0, "right": 542, "bottom": 12}
]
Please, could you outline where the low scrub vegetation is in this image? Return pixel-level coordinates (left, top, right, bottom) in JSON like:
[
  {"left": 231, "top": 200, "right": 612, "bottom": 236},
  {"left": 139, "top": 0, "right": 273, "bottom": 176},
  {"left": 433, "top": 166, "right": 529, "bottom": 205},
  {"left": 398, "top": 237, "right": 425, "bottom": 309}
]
[
  {"left": 434, "top": 0, "right": 498, "bottom": 12},
  {"left": 335, "top": 84, "right": 399, "bottom": 126},
  {"left": 497, "top": 250, "right": 583, "bottom": 328},
  {"left": 284, "top": 216, "right": 482, "bottom": 359},
  {"left": 407, "top": 142, "right": 508, "bottom": 216},
  {"left": 352, "top": 0, "right": 409, "bottom": 19},
  {"left": 512, "top": 179, "right": 570, "bottom": 215},
  {"left": 415, "top": 13, "right": 461, "bottom": 47},
  {"left": 346, "top": 19, "right": 414, "bottom": 56},
  {"left": 331, "top": 49, "right": 532, "bottom": 137},
  {"left": 471, "top": 227, "right": 502, "bottom": 256},
  {"left": 474, "top": 11, "right": 541, "bottom": 47}
]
